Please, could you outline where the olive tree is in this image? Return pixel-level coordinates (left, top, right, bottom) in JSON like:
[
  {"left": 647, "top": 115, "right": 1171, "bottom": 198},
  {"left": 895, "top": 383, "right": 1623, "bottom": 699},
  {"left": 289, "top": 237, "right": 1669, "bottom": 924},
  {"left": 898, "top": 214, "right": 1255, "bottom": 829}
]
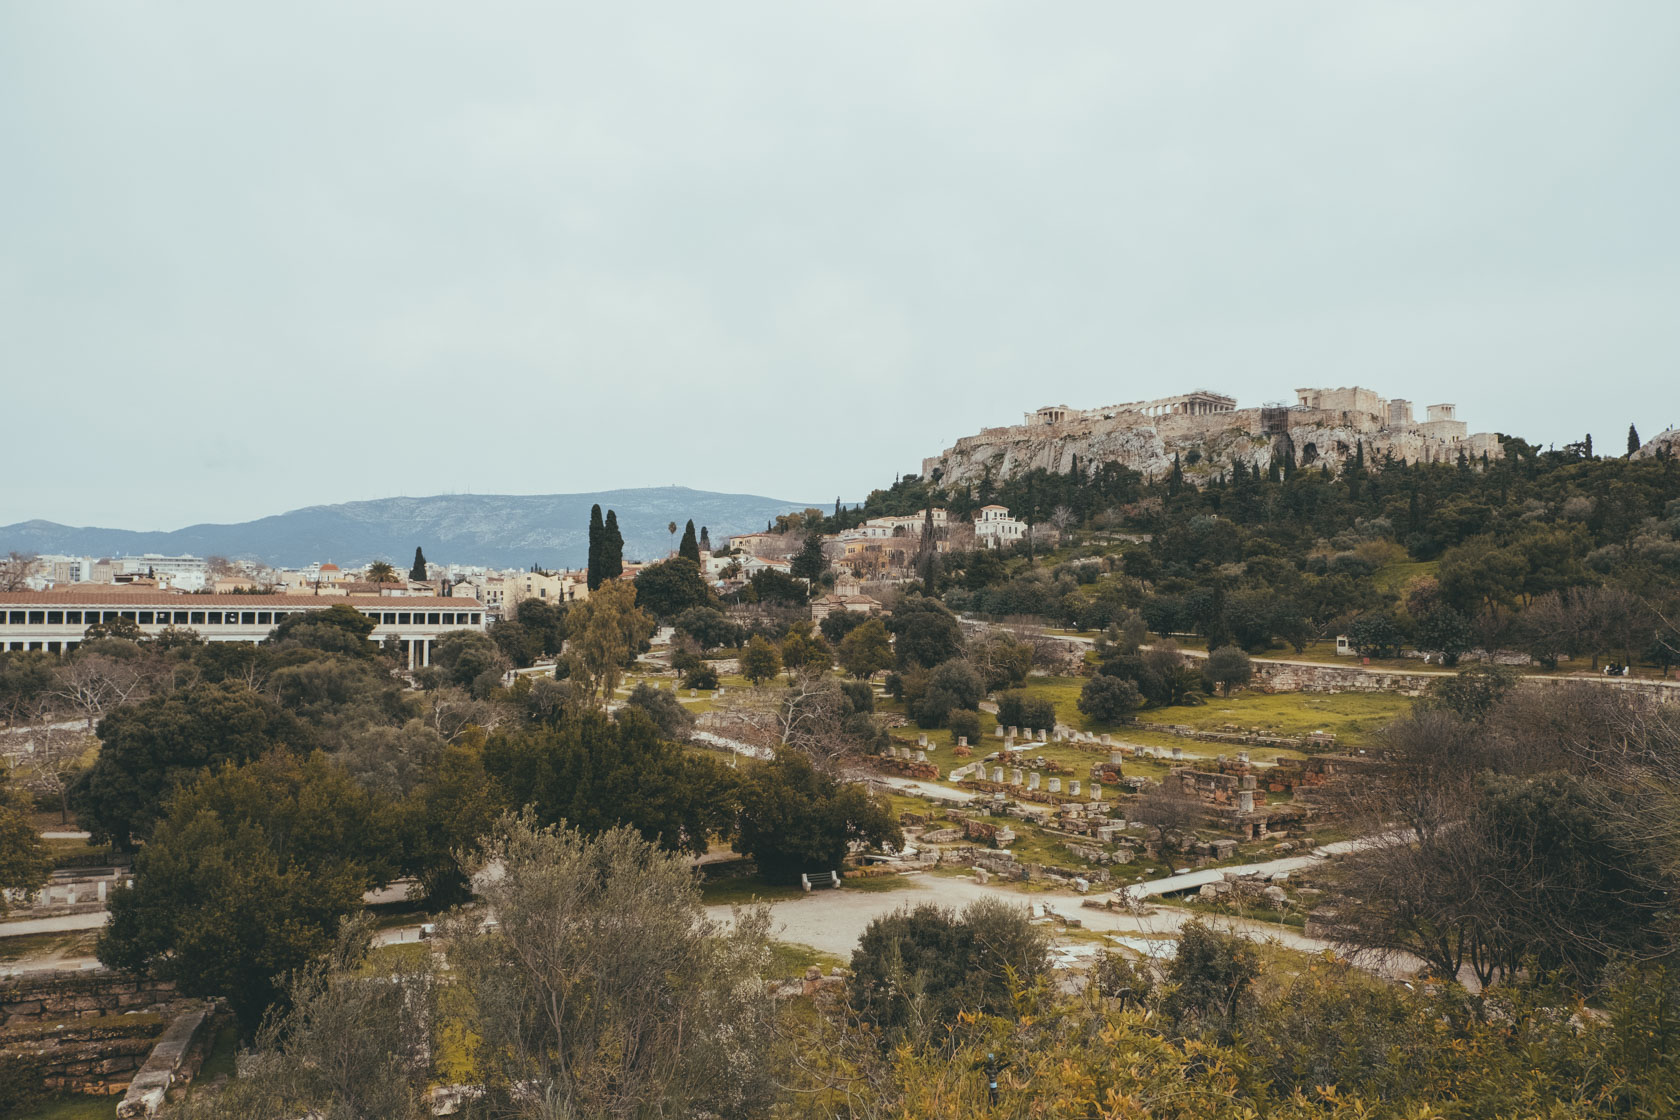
[{"left": 444, "top": 815, "right": 781, "bottom": 1119}]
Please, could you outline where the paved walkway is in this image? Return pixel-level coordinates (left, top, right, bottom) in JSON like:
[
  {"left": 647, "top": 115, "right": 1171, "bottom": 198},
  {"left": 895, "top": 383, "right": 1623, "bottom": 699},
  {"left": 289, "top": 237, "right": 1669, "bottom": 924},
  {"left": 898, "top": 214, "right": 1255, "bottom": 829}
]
[
  {"left": 0, "top": 911, "right": 109, "bottom": 937},
  {"left": 1120, "top": 837, "right": 1371, "bottom": 901},
  {"left": 704, "top": 870, "right": 1391, "bottom": 970}
]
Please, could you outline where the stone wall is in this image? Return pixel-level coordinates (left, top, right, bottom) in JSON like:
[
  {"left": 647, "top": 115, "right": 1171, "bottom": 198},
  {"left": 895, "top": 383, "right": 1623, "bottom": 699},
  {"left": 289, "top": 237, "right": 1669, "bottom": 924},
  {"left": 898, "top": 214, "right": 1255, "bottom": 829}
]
[
  {"left": 0, "top": 969, "right": 186, "bottom": 1028},
  {"left": 1249, "top": 660, "right": 1439, "bottom": 695},
  {"left": 0, "top": 1014, "right": 162, "bottom": 1096}
]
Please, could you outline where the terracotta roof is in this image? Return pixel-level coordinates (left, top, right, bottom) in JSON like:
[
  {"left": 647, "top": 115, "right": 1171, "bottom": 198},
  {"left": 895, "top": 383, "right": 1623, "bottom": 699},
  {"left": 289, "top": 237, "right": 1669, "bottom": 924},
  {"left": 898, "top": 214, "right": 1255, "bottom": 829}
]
[{"left": 0, "top": 590, "right": 481, "bottom": 609}]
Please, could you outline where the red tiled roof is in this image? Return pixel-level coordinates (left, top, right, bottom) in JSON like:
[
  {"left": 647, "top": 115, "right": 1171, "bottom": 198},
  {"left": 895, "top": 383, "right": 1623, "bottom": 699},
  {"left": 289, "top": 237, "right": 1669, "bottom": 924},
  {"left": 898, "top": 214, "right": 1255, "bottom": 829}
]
[{"left": 0, "top": 590, "right": 481, "bottom": 609}]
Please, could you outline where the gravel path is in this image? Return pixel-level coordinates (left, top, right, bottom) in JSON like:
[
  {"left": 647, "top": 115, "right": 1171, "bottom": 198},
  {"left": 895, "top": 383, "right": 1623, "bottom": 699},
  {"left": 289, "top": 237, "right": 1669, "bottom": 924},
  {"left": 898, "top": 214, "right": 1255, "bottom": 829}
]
[{"left": 707, "top": 871, "right": 1355, "bottom": 965}]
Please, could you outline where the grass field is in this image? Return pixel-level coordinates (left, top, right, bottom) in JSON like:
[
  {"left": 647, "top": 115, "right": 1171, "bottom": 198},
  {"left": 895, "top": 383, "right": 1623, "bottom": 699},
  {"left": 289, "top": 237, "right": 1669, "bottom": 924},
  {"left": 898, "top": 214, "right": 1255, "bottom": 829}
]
[
  {"left": 1372, "top": 559, "right": 1439, "bottom": 594},
  {"left": 765, "top": 941, "right": 849, "bottom": 979},
  {"left": 14, "top": 1096, "right": 114, "bottom": 1120},
  {"left": 0, "top": 929, "right": 99, "bottom": 962}
]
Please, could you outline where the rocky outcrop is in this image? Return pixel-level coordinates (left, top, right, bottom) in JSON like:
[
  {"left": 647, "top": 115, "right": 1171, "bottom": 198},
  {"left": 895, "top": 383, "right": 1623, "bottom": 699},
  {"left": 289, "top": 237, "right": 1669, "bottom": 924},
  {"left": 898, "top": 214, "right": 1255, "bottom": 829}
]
[
  {"left": 922, "top": 397, "right": 1502, "bottom": 488},
  {"left": 1633, "top": 428, "right": 1680, "bottom": 460}
]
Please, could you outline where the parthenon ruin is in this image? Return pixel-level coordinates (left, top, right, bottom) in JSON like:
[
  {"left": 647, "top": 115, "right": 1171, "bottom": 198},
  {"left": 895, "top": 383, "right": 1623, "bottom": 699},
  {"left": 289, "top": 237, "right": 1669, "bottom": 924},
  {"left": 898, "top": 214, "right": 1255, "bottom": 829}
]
[{"left": 1028, "top": 390, "right": 1238, "bottom": 426}]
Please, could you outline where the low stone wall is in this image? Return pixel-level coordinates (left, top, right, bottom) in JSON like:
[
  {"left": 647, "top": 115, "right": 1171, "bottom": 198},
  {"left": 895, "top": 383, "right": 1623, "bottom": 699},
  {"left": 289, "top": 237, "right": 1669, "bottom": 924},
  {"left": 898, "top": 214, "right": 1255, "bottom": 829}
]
[
  {"left": 1250, "top": 660, "right": 1437, "bottom": 695},
  {"left": 1, "top": 970, "right": 187, "bottom": 1028},
  {"left": 0, "top": 1014, "right": 163, "bottom": 1096},
  {"left": 1251, "top": 658, "right": 1680, "bottom": 701}
]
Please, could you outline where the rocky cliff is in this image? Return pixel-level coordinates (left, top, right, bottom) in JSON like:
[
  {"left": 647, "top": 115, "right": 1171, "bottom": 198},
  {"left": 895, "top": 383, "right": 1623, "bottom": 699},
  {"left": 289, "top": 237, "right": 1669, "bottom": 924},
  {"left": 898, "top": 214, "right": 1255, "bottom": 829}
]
[{"left": 923, "top": 404, "right": 1503, "bottom": 488}]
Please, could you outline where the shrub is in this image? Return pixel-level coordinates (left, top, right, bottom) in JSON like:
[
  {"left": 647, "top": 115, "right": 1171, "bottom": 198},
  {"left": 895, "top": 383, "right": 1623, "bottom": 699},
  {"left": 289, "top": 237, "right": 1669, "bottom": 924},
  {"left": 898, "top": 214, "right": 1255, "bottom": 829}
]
[
  {"left": 1078, "top": 674, "right": 1143, "bottom": 722},
  {"left": 682, "top": 663, "right": 719, "bottom": 691},
  {"left": 995, "top": 690, "right": 1055, "bottom": 735},
  {"left": 1201, "top": 646, "right": 1252, "bottom": 696},
  {"left": 850, "top": 898, "right": 1048, "bottom": 1035},
  {"left": 947, "top": 708, "right": 981, "bottom": 745},
  {"left": 914, "top": 660, "right": 983, "bottom": 728},
  {"left": 839, "top": 680, "right": 874, "bottom": 715}
]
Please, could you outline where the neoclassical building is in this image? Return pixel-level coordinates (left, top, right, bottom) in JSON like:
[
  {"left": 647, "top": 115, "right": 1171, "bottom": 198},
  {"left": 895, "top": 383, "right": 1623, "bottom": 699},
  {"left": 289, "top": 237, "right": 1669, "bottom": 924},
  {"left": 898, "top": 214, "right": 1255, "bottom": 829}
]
[{"left": 0, "top": 589, "right": 485, "bottom": 670}]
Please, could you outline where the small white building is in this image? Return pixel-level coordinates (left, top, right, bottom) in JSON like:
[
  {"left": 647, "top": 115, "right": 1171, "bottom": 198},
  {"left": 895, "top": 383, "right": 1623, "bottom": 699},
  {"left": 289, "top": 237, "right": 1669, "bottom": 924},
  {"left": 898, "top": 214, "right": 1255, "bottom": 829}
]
[{"left": 973, "top": 505, "right": 1026, "bottom": 549}]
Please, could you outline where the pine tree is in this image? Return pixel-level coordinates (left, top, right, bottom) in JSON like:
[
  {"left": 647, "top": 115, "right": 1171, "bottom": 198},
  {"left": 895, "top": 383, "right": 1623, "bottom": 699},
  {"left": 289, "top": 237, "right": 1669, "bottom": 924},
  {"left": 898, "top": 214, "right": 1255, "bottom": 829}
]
[
  {"left": 409, "top": 547, "right": 428, "bottom": 582},
  {"left": 678, "top": 520, "right": 701, "bottom": 564},
  {"left": 1629, "top": 424, "right": 1642, "bottom": 456},
  {"left": 603, "top": 510, "right": 624, "bottom": 583}
]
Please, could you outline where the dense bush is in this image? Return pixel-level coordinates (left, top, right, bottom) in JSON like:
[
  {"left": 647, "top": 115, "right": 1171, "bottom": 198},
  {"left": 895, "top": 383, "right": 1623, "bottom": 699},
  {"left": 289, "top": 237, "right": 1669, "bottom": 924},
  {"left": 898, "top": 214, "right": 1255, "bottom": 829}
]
[
  {"left": 1078, "top": 674, "right": 1142, "bottom": 722},
  {"left": 849, "top": 899, "right": 1048, "bottom": 1035},
  {"left": 994, "top": 690, "right": 1055, "bottom": 734},
  {"left": 946, "top": 708, "right": 981, "bottom": 745}
]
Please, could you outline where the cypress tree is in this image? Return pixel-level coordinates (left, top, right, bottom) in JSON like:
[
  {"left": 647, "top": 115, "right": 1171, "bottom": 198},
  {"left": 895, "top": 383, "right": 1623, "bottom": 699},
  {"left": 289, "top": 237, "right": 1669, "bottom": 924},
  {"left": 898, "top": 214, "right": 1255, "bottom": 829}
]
[
  {"left": 409, "top": 547, "right": 428, "bottom": 582},
  {"left": 603, "top": 510, "right": 624, "bottom": 582},
  {"left": 586, "top": 504, "right": 605, "bottom": 590},
  {"left": 699, "top": 526, "right": 711, "bottom": 552},
  {"left": 1168, "top": 453, "right": 1183, "bottom": 495},
  {"left": 678, "top": 520, "right": 701, "bottom": 563},
  {"left": 1628, "top": 424, "right": 1642, "bottom": 456}
]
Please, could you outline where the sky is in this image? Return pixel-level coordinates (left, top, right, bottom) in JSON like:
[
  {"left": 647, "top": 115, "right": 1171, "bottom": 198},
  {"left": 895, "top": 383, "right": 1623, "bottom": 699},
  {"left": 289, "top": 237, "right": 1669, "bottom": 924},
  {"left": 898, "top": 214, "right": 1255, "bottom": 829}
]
[{"left": 3, "top": 3, "right": 1677, "bottom": 530}]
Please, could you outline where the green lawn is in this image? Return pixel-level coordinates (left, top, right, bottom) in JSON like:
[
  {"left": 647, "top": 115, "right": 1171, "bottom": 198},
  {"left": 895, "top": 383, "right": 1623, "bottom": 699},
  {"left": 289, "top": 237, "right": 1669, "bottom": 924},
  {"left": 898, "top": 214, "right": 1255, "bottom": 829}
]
[
  {"left": 1130, "top": 689, "right": 1411, "bottom": 746},
  {"left": 699, "top": 873, "right": 806, "bottom": 906},
  {"left": 0, "top": 929, "right": 99, "bottom": 962},
  {"left": 14, "top": 1095, "right": 119, "bottom": 1120},
  {"left": 1372, "top": 559, "right": 1439, "bottom": 594},
  {"left": 765, "top": 941, "right": 849, "bottom": 979}
]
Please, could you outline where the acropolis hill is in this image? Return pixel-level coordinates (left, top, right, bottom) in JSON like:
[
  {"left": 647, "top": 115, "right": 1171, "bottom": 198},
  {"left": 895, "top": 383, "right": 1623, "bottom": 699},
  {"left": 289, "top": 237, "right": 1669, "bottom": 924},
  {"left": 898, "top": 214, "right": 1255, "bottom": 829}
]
[{"left": 921, "top": 386, "right": 1505, "bottom": 487}]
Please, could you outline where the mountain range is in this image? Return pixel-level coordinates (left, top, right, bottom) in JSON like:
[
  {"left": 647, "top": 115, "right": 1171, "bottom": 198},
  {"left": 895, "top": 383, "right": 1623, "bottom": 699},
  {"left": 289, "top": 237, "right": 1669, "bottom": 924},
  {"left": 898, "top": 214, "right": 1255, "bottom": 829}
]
[{"left": 0, "top": 488, "right": 820, "bottom": 570}]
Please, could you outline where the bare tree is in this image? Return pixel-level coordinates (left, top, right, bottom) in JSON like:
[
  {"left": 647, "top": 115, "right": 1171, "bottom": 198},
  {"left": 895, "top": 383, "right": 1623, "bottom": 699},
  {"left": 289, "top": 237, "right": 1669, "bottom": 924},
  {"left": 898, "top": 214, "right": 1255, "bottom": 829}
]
[
  {"left": 0, "top": 551, "right": 40, "bottom": 591},
  {"left": 706, "top": 677, "right": 874, "bottom": 770},
  {"left": 52, "top": 652, "right": 146, "bottom": 728},
  {"left": 20, "top": 706, "right": 95, "bottom": 825}
]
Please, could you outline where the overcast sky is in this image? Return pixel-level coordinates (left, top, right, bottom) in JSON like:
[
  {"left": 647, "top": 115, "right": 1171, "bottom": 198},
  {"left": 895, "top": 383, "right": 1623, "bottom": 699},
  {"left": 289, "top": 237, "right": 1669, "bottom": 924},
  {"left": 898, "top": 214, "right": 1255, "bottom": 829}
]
[{"left": 3, "top": 3, "right": 1677, "bottom": 529}]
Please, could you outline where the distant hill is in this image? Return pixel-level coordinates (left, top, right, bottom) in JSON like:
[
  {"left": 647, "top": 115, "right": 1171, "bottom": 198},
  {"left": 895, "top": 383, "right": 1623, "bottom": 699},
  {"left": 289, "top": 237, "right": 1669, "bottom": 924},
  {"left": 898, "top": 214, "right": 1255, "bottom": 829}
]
[{"left": 0, "top": 488, "right": 820, "bottom": 570}]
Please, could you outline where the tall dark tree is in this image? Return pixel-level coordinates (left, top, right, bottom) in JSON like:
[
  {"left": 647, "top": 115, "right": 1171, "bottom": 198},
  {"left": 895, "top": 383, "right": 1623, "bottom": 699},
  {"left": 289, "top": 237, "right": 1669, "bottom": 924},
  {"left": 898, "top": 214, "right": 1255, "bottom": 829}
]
[
  {"left": 408, "top": 548, "right": 428, "bottom": 582},
  {"left": 699, "top": 525, "right": 711, "bottom": 552},
  {"left": 791, "top": 534, "right": 827, "bottom": 582},
  {"left": 678, "top": 520, "right": 701, "bottom": 563},
  {"left": 1628, "top": 424, "right": 1642, "bottom": 456},
  {"left": 586, "top": 504, "right": 606, "bottom": 590},
  {"left": 603, "top": 510, "right": 625, "bottom": 583}
]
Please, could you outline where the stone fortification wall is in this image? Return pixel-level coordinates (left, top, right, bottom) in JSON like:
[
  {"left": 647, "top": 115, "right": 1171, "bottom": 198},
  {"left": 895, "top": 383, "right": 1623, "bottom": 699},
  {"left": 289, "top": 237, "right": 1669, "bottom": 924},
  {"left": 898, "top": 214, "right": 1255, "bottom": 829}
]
[{"left": 922, "top": 389, "right": 1503, "bottom": 488}]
